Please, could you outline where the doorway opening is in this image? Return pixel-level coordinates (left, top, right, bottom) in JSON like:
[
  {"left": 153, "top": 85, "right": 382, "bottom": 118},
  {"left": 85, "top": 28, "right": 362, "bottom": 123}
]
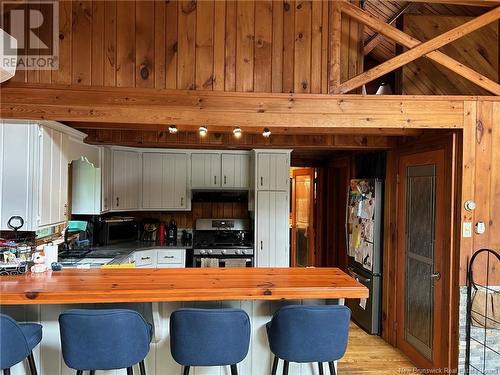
[{"left": 289, "top": 167, "right": 317, "bottom": 267}]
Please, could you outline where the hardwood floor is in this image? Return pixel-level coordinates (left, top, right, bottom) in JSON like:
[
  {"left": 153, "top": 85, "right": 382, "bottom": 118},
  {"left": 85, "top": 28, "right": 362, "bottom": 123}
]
[{"left": 340, "top": 323, "right": 415, "bottom": 374}]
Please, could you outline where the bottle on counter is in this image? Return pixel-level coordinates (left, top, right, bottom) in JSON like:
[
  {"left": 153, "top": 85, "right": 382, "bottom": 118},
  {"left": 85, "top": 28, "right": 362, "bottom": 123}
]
[
  {"left": 167, "top": 219, "right": 177, "bottom": 243},
  {"left": 158, "top": 222, "right": 166, "bottom": 244}
]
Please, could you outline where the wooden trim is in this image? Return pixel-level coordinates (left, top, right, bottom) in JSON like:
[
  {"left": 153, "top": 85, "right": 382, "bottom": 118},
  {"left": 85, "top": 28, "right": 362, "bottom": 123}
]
[
  {"left": 407, "top": 0, "right": 500, "bottom": 6},
  {"left": 0, "top": 267, "right": 368, "bottom": 305},
  {"left": 0, "top": 85, "right": 468, "bottom": 129},
  {"left": 338, "top": 3, "right": 500, "bottom": 95}
]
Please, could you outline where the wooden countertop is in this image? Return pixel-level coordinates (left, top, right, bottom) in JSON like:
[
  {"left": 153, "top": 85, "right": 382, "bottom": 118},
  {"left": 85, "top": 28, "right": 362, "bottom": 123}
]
[{"left": 0, "top": 267, "right": 368, "bottom": 305}]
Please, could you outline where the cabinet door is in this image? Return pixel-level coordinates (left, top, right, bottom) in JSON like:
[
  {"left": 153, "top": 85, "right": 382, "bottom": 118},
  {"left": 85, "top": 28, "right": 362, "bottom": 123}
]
[
  {"left": 256, "top": 191, "right": 290, "bottom": 267},
  {"left": 222, "top": 154, "right": 249, "bottom": 189},
  {"left": 101, "top": 147, "right": 112, "bottom": 212},
  {"left": 170, "top": 153, "right": 188, "bottom": 209},
  {"left": 257, "top": 153, "right": 290, "bottom": 191},
  {"left": 191, "top": 153, "right": 221, "bottom": 188},
  {"left": 142, "top": 153, "right": 164, "bottom": 209},
  {"left": 112, "top": 150, "right": 140, "bottom": 210}
]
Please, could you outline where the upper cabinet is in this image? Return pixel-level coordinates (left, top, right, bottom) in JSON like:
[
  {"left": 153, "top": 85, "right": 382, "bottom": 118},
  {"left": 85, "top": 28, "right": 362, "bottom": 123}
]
[
  {"left": 191, "top": 152, "right": 250, "bottom": 190},
  {"left": 71, "top": 158, "right": 101, "bottom": 215},
  {"left": 256, "top": 153, "right": 290, "bottom": 191},
  {"left": 100, "top": 147, "right": 112, "bottom": 213},
  {"left": 0, "top": 121, "right": 85, "bottom": 231},
  {"left": 191, "top": 153, "right": 221, "bottom": 189},
  {"left": 221, "top": 154, "right": 250, "bottom": 189},
  {"left": 112, "top": 150, "right": 141, "bottom": 210},
  {"left": 142, "top": 153, "right": 189, "bottom": 211}
]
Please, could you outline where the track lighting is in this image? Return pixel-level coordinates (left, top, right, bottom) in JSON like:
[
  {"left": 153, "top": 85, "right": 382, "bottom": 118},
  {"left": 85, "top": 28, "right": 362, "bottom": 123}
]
[
  {"left": 199, "top": 126, "right": 208, "bottom": 137},
  {"left": 168, "top": 125, "right": 178, "bottom": 134},
  {"left": 233, "top": 127, "right": 242, "bottom": 138},
  {"left": 262, "top": 128, "right": 271, "bottom": 138}
]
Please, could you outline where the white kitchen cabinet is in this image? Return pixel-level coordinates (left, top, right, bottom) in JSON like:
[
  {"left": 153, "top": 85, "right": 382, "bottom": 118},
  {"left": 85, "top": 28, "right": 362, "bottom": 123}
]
[
  {"left": 71, "top": 158, "right": 101, "bottom": 215},
  {"left": 0, "top": 121, "right": 85, "bottom": 231},
  {"left": 112, "top": 150, "right": 141, "bottom": 210},
  {"left": 142, "top": 152, "right": 189, "bottom": 210},
  {"left": 256, "top": 191, "right": 290, "bottom": 267},
  {"left": 191, "top": 153, "right": 221, "bottom": 189},
  {"left": 133, "top": 248, "right": 186, "bottom": 268},
  {"left": 221, "top": 153, "right": 250, "bottom": 189},
  {"left": 100, "top": 147, "right": 112, "bottom": 212},
  {"left": 257, "top": 153, "right": 290, "bottom": 191}
]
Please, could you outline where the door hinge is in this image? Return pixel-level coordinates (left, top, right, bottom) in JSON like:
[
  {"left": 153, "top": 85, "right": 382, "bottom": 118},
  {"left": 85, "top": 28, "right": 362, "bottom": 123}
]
[{"left": 393, "top": 321, "right": 398, "bottom": 331}]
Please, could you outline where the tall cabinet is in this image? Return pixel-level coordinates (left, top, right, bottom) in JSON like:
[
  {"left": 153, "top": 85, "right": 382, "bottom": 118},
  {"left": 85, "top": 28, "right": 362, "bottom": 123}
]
[{"left": 254, "top": 150, "right": 291, "bottom": 267}]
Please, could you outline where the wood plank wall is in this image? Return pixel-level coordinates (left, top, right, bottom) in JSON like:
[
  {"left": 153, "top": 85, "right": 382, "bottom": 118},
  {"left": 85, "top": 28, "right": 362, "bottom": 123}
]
[
  {"left": 402, "top": 15, "right": 499, "bottom": 95},
  {"left": 461, "top": 100, "right": 500, "bottom": 285},
  {"left": 8, "top": 0, "right": 364, "bottom": 94}
]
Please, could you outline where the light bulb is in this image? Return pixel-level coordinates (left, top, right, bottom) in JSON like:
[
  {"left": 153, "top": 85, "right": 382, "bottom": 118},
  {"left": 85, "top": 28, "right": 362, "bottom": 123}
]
[
  {"left": 262, "top": 128, "right": 271, "bottom": 138},
  {"left": 168, "top": 125, "right": 178, "bottom": 134},
  {"left": 199, "top": 126, "right": 208, "bottom": 137},
  {"left": 233, "top": 127, "right": 242, "bottom": 138}
]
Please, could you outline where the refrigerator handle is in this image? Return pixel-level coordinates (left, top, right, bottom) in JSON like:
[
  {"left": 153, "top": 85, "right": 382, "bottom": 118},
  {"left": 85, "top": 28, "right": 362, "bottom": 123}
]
[{"left": 347, "top": 267, "right": 372, "bottom": 283}]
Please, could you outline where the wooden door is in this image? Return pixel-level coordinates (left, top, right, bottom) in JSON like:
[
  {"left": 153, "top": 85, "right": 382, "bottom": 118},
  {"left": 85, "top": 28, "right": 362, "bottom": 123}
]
[
  {"left": 396, "top": 149, "right": 446, "bottom": 369},
  {"left": 291, "top": 168, "right": 315, "bottom": 267}
]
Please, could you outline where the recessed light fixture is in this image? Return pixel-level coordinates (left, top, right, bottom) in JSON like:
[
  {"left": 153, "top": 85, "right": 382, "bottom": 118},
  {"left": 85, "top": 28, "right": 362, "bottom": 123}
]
[
  {"left": 168, "top": 125, "right": 178, "bottom": 134},
  {"left": 262, "top": 128, "right": 271, "bottom": 138},
  {"left": 199, "top": 126, "right": 208, "bottom": 137},
  {"left": 233, "top": 127, "right": 242, "bottom": 138}
]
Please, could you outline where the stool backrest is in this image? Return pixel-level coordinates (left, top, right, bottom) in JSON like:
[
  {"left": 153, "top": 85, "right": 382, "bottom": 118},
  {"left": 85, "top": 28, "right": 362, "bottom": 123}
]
[
  {"left": 0, "top": 314, "right": 30, "bottom": 370},
  {"left": 267, "top": 305, "right": 351, "bottom": 363},
  {"left": 170, "top": 308, "right": 250, "bottom": 367},
  {"left": 59, "top": 309, "right": 151, "bottom": 371}
]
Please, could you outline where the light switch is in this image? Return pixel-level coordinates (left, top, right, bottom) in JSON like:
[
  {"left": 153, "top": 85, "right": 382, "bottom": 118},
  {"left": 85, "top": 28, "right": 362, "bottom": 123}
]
[
  {"left": 475, "top": 221, "right": 486, "bottom": 235},
  {"left": 463, "top": 222, "right": 472, "bottom": 238}
]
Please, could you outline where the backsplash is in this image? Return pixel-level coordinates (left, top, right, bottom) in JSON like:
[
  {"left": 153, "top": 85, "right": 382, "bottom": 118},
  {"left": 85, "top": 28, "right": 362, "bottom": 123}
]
[{"left": 102, "top": 201, "right": 250, "bottom": 228}]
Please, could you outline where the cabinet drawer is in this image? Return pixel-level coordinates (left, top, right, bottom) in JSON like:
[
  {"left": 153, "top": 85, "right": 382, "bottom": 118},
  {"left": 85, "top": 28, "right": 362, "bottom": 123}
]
[
  {"left": 134, "top": 250, "right": 155, "bottom": 267},
  {"left": 157, "top": 249, "right": 185, "bottom": 265}
]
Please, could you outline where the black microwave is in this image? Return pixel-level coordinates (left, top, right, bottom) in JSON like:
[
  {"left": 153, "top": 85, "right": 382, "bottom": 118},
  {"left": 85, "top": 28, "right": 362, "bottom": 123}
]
[{"left": 98, "top": 218, "right": 138, "bottom": 245}]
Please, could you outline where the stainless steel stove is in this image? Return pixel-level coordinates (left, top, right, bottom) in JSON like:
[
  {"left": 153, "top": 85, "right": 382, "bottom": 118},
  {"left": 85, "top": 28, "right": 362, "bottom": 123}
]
[{"left": 192, "top": 219, "right": 254, "bottom": 267}]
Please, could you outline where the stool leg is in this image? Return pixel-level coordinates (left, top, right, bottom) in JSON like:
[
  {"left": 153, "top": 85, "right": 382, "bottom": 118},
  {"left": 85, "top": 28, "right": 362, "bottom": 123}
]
[
  {"left": 90, "top": 371, "right": 96, "bottom": 375},
  {"left": 127, "top": 367, "right": 133, "bottom": 375},
  {"left": 76, "top": 371, "right": 83, "bottom": 375},
  {"left": 282, "top": 361, "right": 289, "bottom": 375},
  {"left": 183, "top": 366, "right": 190, "bottom": 375},
  {"left": 328, "top": 362, "right": 336, "bottom": 375},
  {"left": 271, "top": 356, "right": 279, "bottom": 375},
  {"left": 139, "top": 360, "right": 146, "bottom": 375},
  {"left": 318, "top": 362, "right": 324, "bottom": 375},
  {"left": 27, "top": 352, "right": 37, "bottom": 375},
  {"left": 230, "top": 364, "right": 238, "bottom": 375},
  {"left": 3, "top": 369, "right": 11, "bottom": 375}
]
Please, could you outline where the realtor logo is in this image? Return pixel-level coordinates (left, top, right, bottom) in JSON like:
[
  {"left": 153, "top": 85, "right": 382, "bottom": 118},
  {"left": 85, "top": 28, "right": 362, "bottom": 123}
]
[{"left": 1, "top": 0, "right": 59, "bottom": 70}]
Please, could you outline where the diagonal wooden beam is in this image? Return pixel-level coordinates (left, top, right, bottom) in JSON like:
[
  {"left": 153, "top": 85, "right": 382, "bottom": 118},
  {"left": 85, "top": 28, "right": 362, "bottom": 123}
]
[
  {"left": 407, "top": 0, "right": 500, "bottom": 7},
  {"left": 363, "top": 3, "right": 413, "bottom": 56},
  {"left": 335, "top": 4, "right": 500, "bottom": 94},
  {"left": 330, "top": 1, "right": 343, "bottom": 90}
]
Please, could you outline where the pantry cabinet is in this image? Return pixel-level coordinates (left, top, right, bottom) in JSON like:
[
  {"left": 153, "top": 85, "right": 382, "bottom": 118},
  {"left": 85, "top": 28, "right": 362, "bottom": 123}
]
[
  {"left": 191, "top": 153, "right": 221, "bottom": 189},
  {"left": 112, "top": 150, "right": 141, "bottom": 210},
  {"left": 142, "top": 152, "right": 189, "bottom": 210},
  {"left": 256, "top": 153, "right": 290, "bottom": 191},
  {"left": 256, "top": 191, "right": 289, "bottom": 267}
]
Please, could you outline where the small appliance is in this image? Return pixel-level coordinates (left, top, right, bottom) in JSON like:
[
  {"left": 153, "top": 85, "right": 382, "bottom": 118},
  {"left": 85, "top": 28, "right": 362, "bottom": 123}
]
[{"left": 167, "top": 219, "right": 177, "bottom": 243}]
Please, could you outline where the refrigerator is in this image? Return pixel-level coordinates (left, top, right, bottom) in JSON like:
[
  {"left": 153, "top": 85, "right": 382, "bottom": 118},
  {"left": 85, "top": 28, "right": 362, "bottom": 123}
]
[{"left": 345, "top": 179, "right": 383, "bottom": 335}]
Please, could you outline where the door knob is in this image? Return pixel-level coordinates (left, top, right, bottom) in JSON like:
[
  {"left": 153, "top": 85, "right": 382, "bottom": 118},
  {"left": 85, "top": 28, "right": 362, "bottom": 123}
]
[{"left": 431, "top": 271, "right": 441, "bottom": 281}]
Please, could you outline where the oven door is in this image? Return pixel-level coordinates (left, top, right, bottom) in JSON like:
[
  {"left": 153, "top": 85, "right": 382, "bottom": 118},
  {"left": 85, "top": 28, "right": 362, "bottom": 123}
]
[{"left": 193, "top": 256, "right": 253, "bottom": 268}]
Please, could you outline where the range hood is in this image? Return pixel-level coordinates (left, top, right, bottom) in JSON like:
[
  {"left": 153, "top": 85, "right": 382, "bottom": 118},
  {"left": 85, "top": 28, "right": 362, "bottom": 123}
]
[{"left": 191, "top": 191, "right": 248, "bottom": 203}]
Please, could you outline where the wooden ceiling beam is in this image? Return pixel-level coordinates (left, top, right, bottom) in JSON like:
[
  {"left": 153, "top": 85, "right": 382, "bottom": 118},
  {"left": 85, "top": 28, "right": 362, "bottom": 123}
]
[
  {"left": 338, "top": 3, "right": 500, "bottom": 95},
  {"left": 406, "top": 0, "right": 500, "bottom": 7},
  {"left": 0, "top": 84, "right": 467, "bottom": 129}
]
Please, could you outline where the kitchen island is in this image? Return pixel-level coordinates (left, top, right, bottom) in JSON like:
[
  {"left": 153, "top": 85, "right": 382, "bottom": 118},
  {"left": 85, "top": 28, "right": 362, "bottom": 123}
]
[{"left": 0, "top": 268, "right": 368, "bottom": 375}]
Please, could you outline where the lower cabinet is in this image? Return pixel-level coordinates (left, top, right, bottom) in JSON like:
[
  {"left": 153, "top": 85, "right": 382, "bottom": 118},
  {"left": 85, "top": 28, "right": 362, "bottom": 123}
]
[
  {"left": 133, "top": 248, "right": 187, "bottom": 268},
  {"left": 256, "top": 191, "right": 290, "bottom": 267}
]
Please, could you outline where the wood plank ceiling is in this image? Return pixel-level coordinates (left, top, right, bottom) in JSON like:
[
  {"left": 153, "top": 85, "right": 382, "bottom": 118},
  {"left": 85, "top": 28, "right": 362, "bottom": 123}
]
[{"left": 363, "top": 0, "right": 488, "bottom": 63}]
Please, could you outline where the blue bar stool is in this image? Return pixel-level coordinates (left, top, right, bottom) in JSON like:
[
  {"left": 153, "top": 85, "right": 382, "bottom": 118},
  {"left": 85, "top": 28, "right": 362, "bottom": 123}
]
[
  {"left": 266, "top": 305, "right": 351, "bottom": 375},
  {"left": 0, "top": 314, "right": 42, "bottom": 375},
  {"left": 59, "top": 309, "right": 152, "bottom": 375},
  {"left": 170, "top": 308, "right": 250, "bottom": 375}
]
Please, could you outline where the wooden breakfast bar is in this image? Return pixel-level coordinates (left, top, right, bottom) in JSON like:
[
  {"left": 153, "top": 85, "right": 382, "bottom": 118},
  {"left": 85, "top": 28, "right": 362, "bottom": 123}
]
[{"left": 0, "top": 268, "right": 367, "bottom": 375}]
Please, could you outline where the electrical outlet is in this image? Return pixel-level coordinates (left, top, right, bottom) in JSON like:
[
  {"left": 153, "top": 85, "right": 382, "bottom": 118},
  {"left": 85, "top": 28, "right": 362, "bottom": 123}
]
[{"left": 463, "top": 222, "right": 472, "bottom": 238}]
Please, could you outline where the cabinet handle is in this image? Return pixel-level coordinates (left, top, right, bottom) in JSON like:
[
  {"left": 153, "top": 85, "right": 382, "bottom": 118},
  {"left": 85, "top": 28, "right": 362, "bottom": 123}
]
[
  {"left": 141, "top": 256, "right": 150, "bottom": 260},
  {"left": 164, "top": 255, "right": 175, "bottom": 259},
  {"left": 116, "top": 197, "right": 120, "bottom": 207},
  {"left": 214, "top": 176, "right": 217, "bottom": 185},
  {"left": 180, "top": 197, "right": 184, "bottom": 206},
  {"left": 224, "top": 175, "right": 227, "bottom": 185},
  {"left": 260, "top": 176, "right": 263, "bottom": 186},
  {"left": 260, "top": 241, "right": 263, "bottom": 251}
]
